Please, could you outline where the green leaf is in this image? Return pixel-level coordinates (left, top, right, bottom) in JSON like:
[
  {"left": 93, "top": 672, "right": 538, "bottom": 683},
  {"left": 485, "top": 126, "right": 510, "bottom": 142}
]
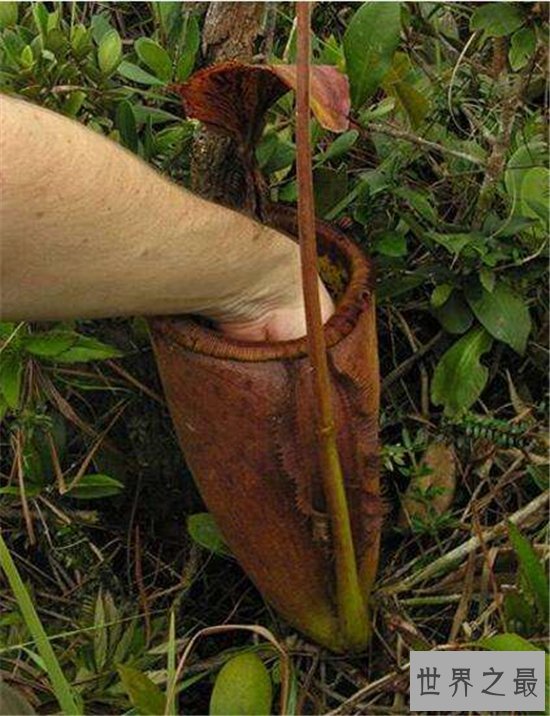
[
  {"left": 52, "top": 334, "right": 122, "bottom": 363},
  {"left": 479, "top": 267, "right": 495, "bottom": 293},
  {"left": 343, "top": 2, "right": 402, "bottom": 108},
  {"left": 118, "top": 60, "right": 166, "bottom": 86},
  {"left": 313, "top": 165, "right": 349, "bottom": 218},
  {"left": 521, "top": 167, "right": 549, "bottom": 224},
  {"left": 509, "top": 27, "right": 536, "bottom": 70},
  {"left": 116, "top": 101, "right": 138, "bottom": 152},
  {"left": 98, "top": 29, "right": 122, "bottom": 76},
  {"left": 465, "top": 281, "right": 531, "bottom": 355},
  {"left": 504, "top": 592, "right": 536, "bottom": 636},
  {"left": 71, "top": 24, "right": 93, "bottom": 59},
  {"left": 470, "top": 3, "right": 524, "bottom": 38},
  {"left": 63, "top": 90, "right": 87, "bottom": 118},
  {"left": 317, "top": 130, "right": 359, "bottom": 165},
  {"left": 381, "top": 53, "right": 429, "bottom": 129},
  {"left": 0, "top": 533, "right": 82, "bottom": 715},
  {"left": 117, "top": 664, "right": 166, "bottom": 715},
  {"left": 375, "top": 232, "right": 407, "bottom": 257},
  {"left": 32, "top": 3, "right": 48, "bottom": 37},
  {"left": 23, "top": 331, "right": 77, "bottom": 357},
  {"left": 0, "top": 350, "right": 23, "bottom": 410},
  {"left": 505, "top": 141, "right": 547, "bottom": 208},
  {"left": 432, "top": 291, "right": 474, "bottom": 335},
  {"left": 431, "top": 283, "right": 453, "bottom": 309},
  {"left": 475, "top": 632, "right": 542, "bottom": 652},
  {"left": 431, "top": 327, "right": 493, "bottom": 416},
  {"left": 90, "top": 13, "right": 113, "bottom": 45},
  {"left": 134, "top": 37, "right": 172, "bottom": 82},
  {"left": 210, "top": 653, "right": 273, "bottom": 716},
  {"left": 256, "top": 131, "right": 295, "bottom": 174},
  {"left": 66, "top": 474, "right": 124, "bottom": 500},
  {"left": 187, "top": 513, "right": 230, "bottom": 556},
  {"left": 93, "top": 591, "right": 108, "bottom": 671},
  {"left": 0, "top": 3, "right": 18, "bottom": 30},
  {"left": 19, "top": 45, "right": 34, "bottom": 69},
  {"left": 175, "top": 16, "right": 200, "bottom": 82},
  {"left": 508, "top": 522, "right": 549, "bottom": 623},
  {"left": 430, "top": 231, "right": 478, "bottom": 256}
]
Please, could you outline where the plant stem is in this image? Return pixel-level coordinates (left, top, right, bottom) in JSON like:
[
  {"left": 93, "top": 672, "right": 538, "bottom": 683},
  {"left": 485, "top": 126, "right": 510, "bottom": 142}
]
[{"left": 295, "top": 2, "right": 368, "bottom": 651}]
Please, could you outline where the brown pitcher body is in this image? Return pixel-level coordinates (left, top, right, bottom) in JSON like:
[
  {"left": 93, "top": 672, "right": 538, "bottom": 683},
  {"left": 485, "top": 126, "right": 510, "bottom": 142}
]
[{"left": 149, "top": 208, "right": 381, "bottom": 651}]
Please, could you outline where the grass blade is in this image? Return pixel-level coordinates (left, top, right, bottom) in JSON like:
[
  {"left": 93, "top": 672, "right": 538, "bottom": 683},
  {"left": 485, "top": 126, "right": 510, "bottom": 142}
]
[{"left": 0, "top": 532, "right": 81, "bottom": 715}]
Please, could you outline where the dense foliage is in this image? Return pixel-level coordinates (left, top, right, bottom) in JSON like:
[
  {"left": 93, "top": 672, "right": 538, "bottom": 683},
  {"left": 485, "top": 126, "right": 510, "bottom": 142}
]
[{"left": 0, "top": 2, "right": 548, "bottom": 714}]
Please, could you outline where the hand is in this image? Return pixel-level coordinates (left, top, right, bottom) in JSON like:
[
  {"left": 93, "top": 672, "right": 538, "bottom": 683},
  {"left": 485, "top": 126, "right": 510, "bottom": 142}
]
[{"left": 216, "top": 277, "right": 335, "bottom": 342}]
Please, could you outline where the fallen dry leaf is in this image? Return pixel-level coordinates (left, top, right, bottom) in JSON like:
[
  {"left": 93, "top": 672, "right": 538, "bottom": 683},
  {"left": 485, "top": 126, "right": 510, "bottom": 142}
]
[{"left": 399, "top": 442, "right": 456, "bottom": 526}]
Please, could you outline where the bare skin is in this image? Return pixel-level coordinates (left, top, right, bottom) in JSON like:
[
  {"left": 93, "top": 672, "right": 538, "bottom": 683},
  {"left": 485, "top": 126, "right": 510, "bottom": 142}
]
[{"left": 0, "top": 95, "right": 333, "bottom": 341}]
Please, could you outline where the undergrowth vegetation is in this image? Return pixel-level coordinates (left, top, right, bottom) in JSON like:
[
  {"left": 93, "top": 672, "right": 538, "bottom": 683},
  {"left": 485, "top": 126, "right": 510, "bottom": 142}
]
[{"left": 0, "top": 2, "right": 548, "bottom": 714}]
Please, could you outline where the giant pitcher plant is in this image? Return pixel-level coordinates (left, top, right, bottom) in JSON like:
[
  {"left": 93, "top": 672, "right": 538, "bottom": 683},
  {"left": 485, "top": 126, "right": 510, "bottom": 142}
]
[{"left": 149, "top": 5, "right": 381, "bottom": 653}]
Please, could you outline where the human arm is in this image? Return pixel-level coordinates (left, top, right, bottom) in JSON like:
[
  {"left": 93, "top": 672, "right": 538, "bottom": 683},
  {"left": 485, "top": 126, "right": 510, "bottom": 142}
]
[{"left": 0, "top": 95, "right": 333, "bottom": 341}]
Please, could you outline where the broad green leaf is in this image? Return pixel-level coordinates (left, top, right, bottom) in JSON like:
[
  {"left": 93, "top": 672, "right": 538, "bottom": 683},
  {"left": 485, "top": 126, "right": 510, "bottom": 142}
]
[
  {"left": 521, "top": 167, "right": 549, "bottom": 224},
  {"left": 504, "top": 592, "right": 536, "bottom": 636},
  {"left": 0, "top": 3, "right": 18, "bottom": 30},
  {"left": 313, "top": 165, "right": 349, "bottom": 218},
  {"left": 134, "top": 37, "right": 172, "bottom": 82},
  {"left": 118, "top": 60, "right": 165, "bottom": 86},
  {"left": 23, "top": 331, "right": 77, "bottom": 357},
  {"left": 388, "top": 79, "right": 428, "bottom": 129},
  {"left": 0, "top": 394, "right": 7, "bottom": 423},
  {"left": 0, "top": 349, "right": 23, "bottom": 410},
  {"left": 479, "top": 267, "right": 495, "bottom": 293},
  {"left": 63, "top": 90, "right": 87, "bottom": 118},
  {"left": 131, "top": 105, "right": 180, "bottom": 125},
  {"left": 343, "top": 2, "right": 401, "bottom": 108},
  {"left": 90, "top": 13, "right": 113, "bottom": 44},
  {"left": 465, "top": 281, "right": 531, "bottom": 355},
  {"left": 317, "top": 129, "right": 359, "bottom": 165},
  {"left": 98, "top": 29, "right": 122, "bottom": 76},
  {"left": 375, "top": 232, "right": 407, "bottom": 257},
  {"left": 210, "top": 653, "right": 273, "bottom": 716},
  {"left": 504, "top": 140, "right": 547, "bottom": 211},
  {"left": 432, "top": 291, "right": 474, "bottom": 335},
  {"left": 475, "top": 633, "right": 541, "bottom": 652},
  {"left": 32, "top": 3, "right": 48, "bottom": 37},
  {"left": 71, "top": 24, "right": 93, "bottom": 59},
  {"left": 0, "top": 322, "right": 16, "bottom": 340},
  {"left": 470, "top": 3, "right": 524, "bottom": 38},
  {"left": 508, "top": 522, "right": 549, "bottom": 623},
  {"left": 19, "top": 45, "right": 34, "bottom": 69},
  {"left": 431, "top": 327, "right": 493, "bottom": 416},
  {"left": 509, "top": 27, "right": 536, "bottom": 70},
  {"left": 431, "top": 283, "right": 453, "bottom": 309},
  {"left": 187, "top": 513, "right": 230, "bottom": 556},
  {"left": 175, "top": 15, "right": 200, "bottom": 82},
  {"left": 52, "top": 335, "right": 122, "bottom": 363},
  {"left": 381, "top": 53, "right": 429, "bottom": 129},
  {"left": 117, "top": 664, "right": 165, "bottom": 715},
  {"left": 116, "top": 101, "right": 138, "bottom": 152},
  {"left": 396, "top": 187, "right": 437, "bottom": 224},
  {"left": 430, "top": 232, "right": 476, "bottom": 256},
  {"left": 67, "top": 474, "right": 124, "bottom": 500},
  {"left": 256, "top": 131, "right": 295, "bottom": 174}
]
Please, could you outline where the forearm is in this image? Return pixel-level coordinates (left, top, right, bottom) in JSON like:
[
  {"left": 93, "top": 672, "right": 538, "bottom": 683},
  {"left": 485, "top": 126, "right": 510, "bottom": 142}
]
[{"left": 0, "top": 95, "right": 304, "bottom": 324}]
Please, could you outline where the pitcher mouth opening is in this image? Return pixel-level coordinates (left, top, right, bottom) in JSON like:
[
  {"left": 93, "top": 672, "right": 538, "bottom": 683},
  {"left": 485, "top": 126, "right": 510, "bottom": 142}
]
[{"left": 149, "top": 214, "right": 374, "bottom": 362}]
